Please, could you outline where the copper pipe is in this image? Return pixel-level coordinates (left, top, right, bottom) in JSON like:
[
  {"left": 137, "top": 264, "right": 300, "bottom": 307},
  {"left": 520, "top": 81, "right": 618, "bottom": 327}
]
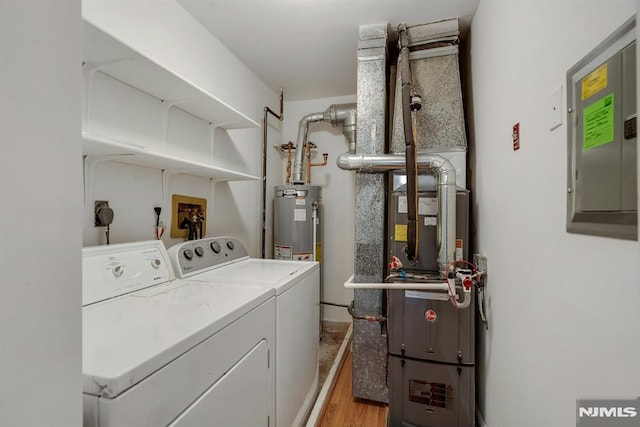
[
  {"left": 285, "top": 142, "right": 293, "bottom": 184},
  {"left": 307, "top": 153, "right": 329, "bottom": 184}
]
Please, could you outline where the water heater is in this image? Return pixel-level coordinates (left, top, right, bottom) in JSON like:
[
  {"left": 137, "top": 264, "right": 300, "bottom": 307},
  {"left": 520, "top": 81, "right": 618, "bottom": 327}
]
[{"left": 273, "top": 185, "right": 322, "bottom": 263}]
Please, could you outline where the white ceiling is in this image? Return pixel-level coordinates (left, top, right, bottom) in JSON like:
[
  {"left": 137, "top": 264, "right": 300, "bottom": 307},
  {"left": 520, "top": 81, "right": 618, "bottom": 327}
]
[{"left": 178, "top": 0, "right": 479, "bottom": 101}]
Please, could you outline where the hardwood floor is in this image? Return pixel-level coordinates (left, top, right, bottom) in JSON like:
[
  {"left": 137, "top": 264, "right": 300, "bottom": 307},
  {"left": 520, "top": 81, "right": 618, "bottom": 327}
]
[{"left": 318, "top": 350, "right": 388, "bottom": 427}]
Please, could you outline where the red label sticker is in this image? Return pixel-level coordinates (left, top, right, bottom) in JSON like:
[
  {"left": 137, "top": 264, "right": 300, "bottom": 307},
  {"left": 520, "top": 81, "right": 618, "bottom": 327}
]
[
  {"left": 513, "top": 122, "right": 520, "bottom": 151},
  {"left": 425, "top": 309, "right": 437, "bottom": 322}
]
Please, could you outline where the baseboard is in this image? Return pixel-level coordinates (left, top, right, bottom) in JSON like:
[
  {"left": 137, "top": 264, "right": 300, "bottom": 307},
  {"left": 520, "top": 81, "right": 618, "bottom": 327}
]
[{"left": 305, "top": 322, "right": 353, "bottom": 427}]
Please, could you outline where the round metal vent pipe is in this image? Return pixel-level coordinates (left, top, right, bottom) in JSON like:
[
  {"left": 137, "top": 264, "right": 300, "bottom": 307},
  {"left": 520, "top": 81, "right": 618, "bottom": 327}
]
[
  {"left": 291, "top": 103, "right": 357, "bottom": 184},
  {"left": 337, "top": 152, "right": 456, "bottom": 273}
]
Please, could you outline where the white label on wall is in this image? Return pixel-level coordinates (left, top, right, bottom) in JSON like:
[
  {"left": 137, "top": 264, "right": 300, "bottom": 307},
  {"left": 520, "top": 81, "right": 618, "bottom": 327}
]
[
  {"left": 295, "top": 197, "right": 306, "bottom": 206},
  {"left": 294, "top": 209, "right": 307, "bottom": 221},
  {"left": 398, "top": 196, "right": 408, "bottom": 214},
  {"left": 419, "top": 197, "right": 438, "bottom": 215},
  {"left": 424, "top": 217, "right": 437, "bottom": 226}
]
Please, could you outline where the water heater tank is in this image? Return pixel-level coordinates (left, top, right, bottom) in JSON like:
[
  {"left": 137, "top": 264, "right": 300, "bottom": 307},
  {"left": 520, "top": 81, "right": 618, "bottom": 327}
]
[{"left": 273, "top": 185, "right": 322, "bottom": 262}]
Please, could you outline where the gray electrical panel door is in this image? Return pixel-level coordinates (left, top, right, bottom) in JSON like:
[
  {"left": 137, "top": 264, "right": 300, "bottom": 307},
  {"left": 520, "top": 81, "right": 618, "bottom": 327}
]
[{"left": 567, "top": 16, "right": 637, "bottom": 240}]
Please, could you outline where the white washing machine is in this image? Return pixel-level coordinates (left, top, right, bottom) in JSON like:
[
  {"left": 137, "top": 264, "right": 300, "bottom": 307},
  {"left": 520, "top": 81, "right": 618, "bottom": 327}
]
[
  {"left": 82, "top": 240, "right": 276, "bottom": 426},
  {"left": 168, "top": 237, "right": 320, "bottom": 427}
]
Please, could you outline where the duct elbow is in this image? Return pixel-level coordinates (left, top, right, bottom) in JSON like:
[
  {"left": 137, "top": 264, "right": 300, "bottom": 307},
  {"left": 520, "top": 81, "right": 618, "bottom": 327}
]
[
  {"left": 336, "top": 153, "right": 359, "bottom": 171},
  {"left": 326, "top": 103, "right": 357, "bottom": 153}
]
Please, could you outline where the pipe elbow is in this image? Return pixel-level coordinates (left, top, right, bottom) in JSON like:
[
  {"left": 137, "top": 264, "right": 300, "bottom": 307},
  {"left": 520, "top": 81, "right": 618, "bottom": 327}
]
[{"left": 336, "top": 153, "right": 360, "bottom": 171}]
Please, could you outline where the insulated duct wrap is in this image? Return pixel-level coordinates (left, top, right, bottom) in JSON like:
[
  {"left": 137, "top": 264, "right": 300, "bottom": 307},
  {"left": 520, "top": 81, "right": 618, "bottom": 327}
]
[{"left": 391, "top": 21, "right": 467, "bottom": 154}]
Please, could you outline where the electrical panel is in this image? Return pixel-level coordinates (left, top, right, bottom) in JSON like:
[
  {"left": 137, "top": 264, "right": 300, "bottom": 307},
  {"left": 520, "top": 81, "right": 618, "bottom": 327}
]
[{"left": 566, "top": 16, "right": 637, "bottom": 240}]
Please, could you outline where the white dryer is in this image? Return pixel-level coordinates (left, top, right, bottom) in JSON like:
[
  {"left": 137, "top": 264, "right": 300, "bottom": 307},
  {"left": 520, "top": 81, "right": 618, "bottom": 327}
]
[
  {"left": 82, "top": 240, "right": 275, "bottom": 427},
  {"left": 168, "top": 237, "right": 320, "bottom": 427}
]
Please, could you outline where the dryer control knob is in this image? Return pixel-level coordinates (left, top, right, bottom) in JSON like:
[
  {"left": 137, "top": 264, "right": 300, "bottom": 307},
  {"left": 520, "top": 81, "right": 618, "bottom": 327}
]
[
  {"left": 226, "top": 241, "right": 235, "bottom": 250},
  {"left": 112, "top": 264, "right": 124, "bottom": 277},
  {"left": 194, "top": 247, "right": 204, "bottom": 257},
  {"left": 183, "top": 249, "right": 194, "bottom": 261},
  {"left": 210, "top": 241, "right": 221, "bottom": 254},
  {"left": 151, "top": 258, "right": 161, "bottom": 269}
]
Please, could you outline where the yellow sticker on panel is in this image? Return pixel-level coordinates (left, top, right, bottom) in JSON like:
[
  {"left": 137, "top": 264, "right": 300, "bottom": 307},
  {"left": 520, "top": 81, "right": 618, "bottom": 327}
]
[
  {"left": 581, "top": 63, "right": 607, "bottom": 100},
  {"left": 395, "top": 224, "right": 407, "bottom": 242}
]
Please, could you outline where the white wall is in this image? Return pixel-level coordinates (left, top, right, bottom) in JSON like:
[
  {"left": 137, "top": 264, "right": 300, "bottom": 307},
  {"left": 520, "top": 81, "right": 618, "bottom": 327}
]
[
  {"left": 469, "top": 1, "right": 640, "bottom": 426},
  {"left": 82, "top": 0, "right": 281, "bottom": 256},
  {"left": 0, "top": 1, "right": 82, "bottom": 425},
  {"left": 283, "top": 95, "right": 356, "bottom": 322}
]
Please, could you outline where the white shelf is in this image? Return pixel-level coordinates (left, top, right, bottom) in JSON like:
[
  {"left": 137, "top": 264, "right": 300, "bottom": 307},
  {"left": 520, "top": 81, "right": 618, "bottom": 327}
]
[
  {"left": 82, "top": 21, "right": 260, "bottom": 130},
  {"left": 83, "top": 132, "right": 260, "bottom": 182}
]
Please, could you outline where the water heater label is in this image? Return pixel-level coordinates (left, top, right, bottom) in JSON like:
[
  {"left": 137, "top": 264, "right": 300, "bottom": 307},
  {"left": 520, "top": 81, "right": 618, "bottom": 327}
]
[
  {"left": 274, "top": 245, "right": 292, "bottom": 260},
  {"left": 418, "top": 197, "right": 438, "bottom": 215},
  {"left": 295, "top": 197, "right": 306, "bottom": 205},
  {"left": 294, "top": 209, "right": 307, "bottom": 221}
]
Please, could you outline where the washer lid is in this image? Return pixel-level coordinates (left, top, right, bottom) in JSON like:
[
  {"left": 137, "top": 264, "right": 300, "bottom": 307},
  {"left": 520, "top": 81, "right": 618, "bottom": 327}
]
[
  {"left": 82, "top": 279, "right": 271, "bottom": 398},
  {"left": 189, "top": 259, "right": 319, "bottom": 295}
]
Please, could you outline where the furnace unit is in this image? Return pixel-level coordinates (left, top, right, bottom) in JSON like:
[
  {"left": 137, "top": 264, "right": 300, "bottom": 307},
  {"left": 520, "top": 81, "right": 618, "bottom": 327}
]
[{"left": 387, "top": 180, "right": 474, "bottom": 427}]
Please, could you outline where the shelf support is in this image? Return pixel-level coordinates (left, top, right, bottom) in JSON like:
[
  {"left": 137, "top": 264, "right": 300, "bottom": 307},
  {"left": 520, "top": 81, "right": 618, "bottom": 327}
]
[
  {"left": 83, "top": 58, "right": 132, "bottom": 132},
  {"left": 209, "top": 125, "right": 218, "bottom": 165},
  {"left": 210, "top": 178, "right": 219, "bottom": 232},
  {"left": 161, "top": 97, "right": 199, "bottom": 148},
  {"left": 161, "top": 169, "right": 193, "bottom": 204},
  {"left": 84, "top": 154, "right": 133, "bottom": 223}
]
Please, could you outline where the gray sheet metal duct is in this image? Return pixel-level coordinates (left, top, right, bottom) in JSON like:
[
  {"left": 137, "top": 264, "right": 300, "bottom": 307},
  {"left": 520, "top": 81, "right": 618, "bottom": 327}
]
[
  {"left": 337, "top": 152, "right": 456, "bottom": 273},
  {"left": 291, "top": 103, "right": 356, "bottom": 184}
]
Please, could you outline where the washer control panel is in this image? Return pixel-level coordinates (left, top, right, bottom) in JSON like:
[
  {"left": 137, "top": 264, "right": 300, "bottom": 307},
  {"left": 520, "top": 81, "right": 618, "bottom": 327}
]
[
  {"left": 167, "top": 236, "right": 249, "bottom": 278},
  {"left": 83, "top": 240, "right": 173, "bottom": 306}
]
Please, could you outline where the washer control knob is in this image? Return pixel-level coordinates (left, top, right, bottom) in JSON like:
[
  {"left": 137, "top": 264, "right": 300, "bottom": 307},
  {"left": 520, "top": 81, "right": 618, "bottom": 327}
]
[
  {"left": 226, "top": 241, "right": 235, "bottom": 250},
  {"left": 112, "top": 264, "right": 124, "bottom": 277},
  {"left": 151, "top": 258, "right": 162, "bottom": 269},
  {"left": 183, "top": 249, "right": 194, "bottom": 261},
  {"left": 194, "top": 247, "right": 204, "bottom": 257},
  {"left": 210, "top": 241, "right": 221, "bottom": 254}
]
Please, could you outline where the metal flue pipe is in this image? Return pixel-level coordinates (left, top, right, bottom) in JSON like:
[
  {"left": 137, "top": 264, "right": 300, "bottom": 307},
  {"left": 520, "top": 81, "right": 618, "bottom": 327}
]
[
  {"left": 291, "top": 103, "right": 356, "bottom": 184},
  {"left": 337, "top": 152, "right": 456, "bottom": 274}
]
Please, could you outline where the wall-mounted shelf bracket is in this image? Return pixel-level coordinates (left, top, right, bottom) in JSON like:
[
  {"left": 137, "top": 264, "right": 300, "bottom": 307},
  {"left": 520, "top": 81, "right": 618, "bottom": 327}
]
[
  {"left": 83, "top": 57, "right": 132, "bottom": 131},
  {"left": 84, "top": 154, "right": 133, "bottom": 222},
  {"left": 160, "top": 97, "right": 198, "bottom": 145}
]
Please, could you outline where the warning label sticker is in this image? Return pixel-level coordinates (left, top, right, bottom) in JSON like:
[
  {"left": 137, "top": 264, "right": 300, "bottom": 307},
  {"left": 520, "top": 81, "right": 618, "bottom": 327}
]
[
  {"left": 274, "top": 245, "right": 292, "bottom": 260},
  {"left": 294, "top": 252, "right": 313, "bottom": 261},
  {"left": 455, "top": 239, "right": 463, "bottom": 261},
  {"left": 581, "top": 63, "right": 608, "bottom": 100},
  {"left": 395, "top": 224, "right": 407, "bottom": 242}
]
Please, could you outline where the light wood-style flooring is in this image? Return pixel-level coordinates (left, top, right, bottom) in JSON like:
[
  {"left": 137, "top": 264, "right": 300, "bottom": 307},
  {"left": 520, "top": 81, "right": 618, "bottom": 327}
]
[{"left": 318, "top": 350, "right": 388, "bottom": 427}]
